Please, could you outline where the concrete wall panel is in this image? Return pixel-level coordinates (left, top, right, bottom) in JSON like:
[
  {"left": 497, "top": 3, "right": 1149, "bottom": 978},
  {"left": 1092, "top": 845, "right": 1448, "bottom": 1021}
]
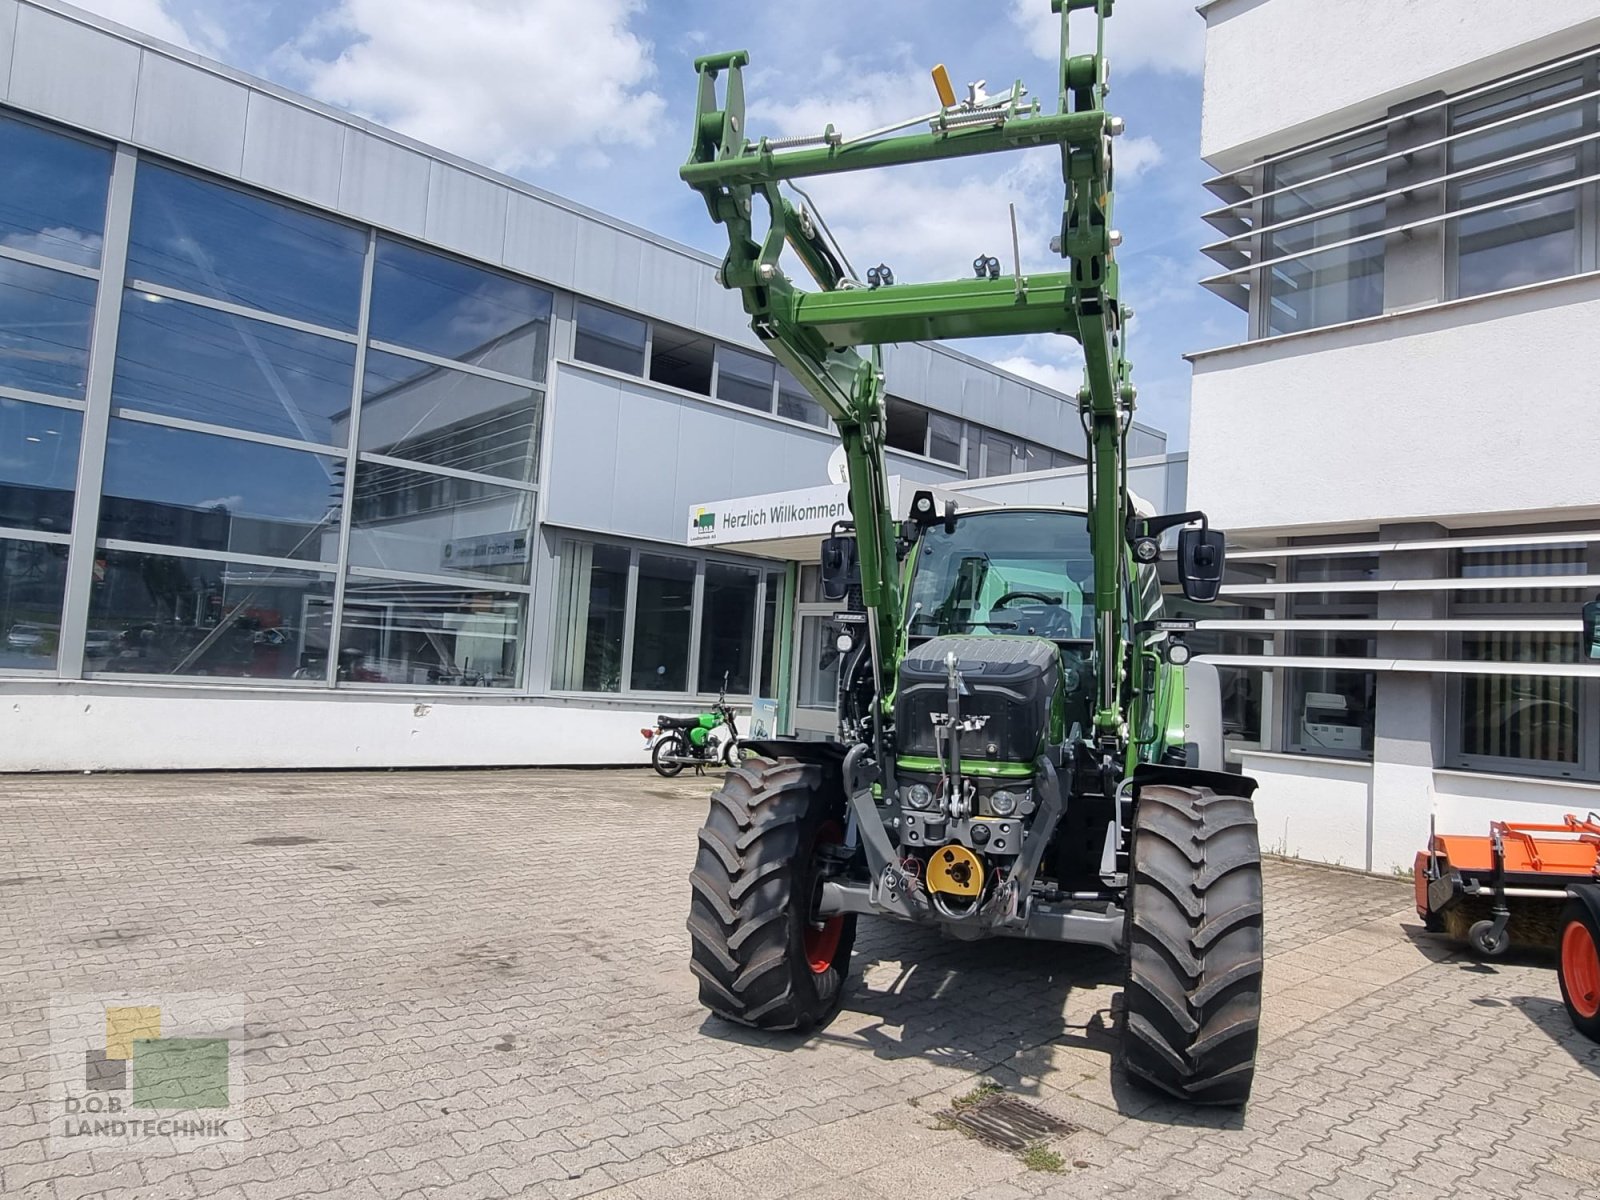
[
  {"left": 502, "top": 193, "right": 581, "bottom": 289},
  {"left": 9, "top": 4, "right": 139, "bottom": 139},
  {"left": 241, "top": 93, "right": 344, "bottom": 210},
  {"left": 132, "top": 51, "right": 248, "bottom": 175},
  {"left": 424, "top": 161, "right": 509, "bottom": 264},
  {"left": 0, "top": 0, "right": 20, "bottom": 100},
  {"left": 338, "top": 132, "right": 430, "bottom": 237},
  {"left": 1189, "top": 276, "right": 1600, "bottom": 535},
  {"left": 1201, "top": 0, "right": 1600, "bottom": 167},
  {"left": 0, "top": 686, "right": 685, "bottom": 770},
  {"left": 1239, "top": 752, "right": 1374, "bottom": 869}
]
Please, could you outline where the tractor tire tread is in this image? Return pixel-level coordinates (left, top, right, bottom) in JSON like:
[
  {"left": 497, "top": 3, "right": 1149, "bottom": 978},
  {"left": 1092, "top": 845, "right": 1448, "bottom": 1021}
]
[
  {"left": 1122, "top": 784, "right": 1263, "bottom": 1109},
  {"left": 686, "top": 756, "right": 855, "bottom": 1033}
]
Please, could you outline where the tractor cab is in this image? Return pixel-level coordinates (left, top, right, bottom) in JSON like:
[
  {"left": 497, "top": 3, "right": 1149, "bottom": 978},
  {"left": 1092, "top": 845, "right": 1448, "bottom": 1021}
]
[{"left": 904, "top": 508, "right": 1096, "bottom": 646}]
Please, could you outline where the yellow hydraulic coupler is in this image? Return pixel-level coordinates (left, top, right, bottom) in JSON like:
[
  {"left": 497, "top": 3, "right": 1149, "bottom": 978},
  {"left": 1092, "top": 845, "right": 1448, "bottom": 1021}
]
[{"left": 925, "top": 844, "right": 985, "bottom": 898}]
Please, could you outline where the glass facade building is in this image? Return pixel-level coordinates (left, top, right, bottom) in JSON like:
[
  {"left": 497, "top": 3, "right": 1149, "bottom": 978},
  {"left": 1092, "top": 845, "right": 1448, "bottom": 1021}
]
[{"left": 0, "top": 1, "right": 1147, "bottom": 758}]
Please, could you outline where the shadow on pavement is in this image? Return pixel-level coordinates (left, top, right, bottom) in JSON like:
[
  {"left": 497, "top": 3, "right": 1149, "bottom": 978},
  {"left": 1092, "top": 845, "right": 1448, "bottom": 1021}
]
[
  {"left": 695, "top": 915, "right": 1251, "bottom": 1122},
  {"left": 1508, "top": 994, "right": 1600, "bottom": 1079}
]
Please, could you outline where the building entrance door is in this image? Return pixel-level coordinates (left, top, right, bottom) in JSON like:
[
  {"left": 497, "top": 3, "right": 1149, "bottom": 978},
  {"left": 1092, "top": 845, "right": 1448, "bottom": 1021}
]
[{"left": 791, "top": 603, "right": 843, "bottom": 739}]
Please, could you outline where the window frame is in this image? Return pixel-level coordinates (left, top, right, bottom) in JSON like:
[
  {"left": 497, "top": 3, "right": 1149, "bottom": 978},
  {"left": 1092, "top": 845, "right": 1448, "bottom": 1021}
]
[
  {"left": 548, "top": 533, "right": 781, "bottom": 701},
  {"left": 1443, "top": 60, "right": 1599, "bottom": 302}
]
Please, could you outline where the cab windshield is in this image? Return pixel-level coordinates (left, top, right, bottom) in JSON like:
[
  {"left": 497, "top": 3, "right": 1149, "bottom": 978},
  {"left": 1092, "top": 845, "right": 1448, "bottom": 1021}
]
[{"left": 907, "top": 509, "right": 1095, "bottom": 641}]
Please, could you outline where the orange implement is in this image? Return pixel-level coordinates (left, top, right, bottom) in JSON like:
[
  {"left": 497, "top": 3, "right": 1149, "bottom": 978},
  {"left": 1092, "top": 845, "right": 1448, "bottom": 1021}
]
[{"left": 1416, "top": 813, "right": 1600, "bottom": 956}]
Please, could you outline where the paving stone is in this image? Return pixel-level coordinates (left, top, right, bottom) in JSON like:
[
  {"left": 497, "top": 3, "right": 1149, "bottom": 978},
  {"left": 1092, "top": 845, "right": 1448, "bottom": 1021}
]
[{"left": 3, "top": 769, "right": 1597, "bottom": 1200}]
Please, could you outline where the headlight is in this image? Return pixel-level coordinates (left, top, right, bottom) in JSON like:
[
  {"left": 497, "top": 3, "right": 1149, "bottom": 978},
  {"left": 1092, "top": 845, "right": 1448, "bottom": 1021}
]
[
  {"left": 905, "top": 783, "right": 934, "bottom": 810},
  {"left": 989, "top": 789, "right": 1020, "bottom": 817},
  {"left": 1166, "top": 640, "right": 1192, "bottom": 666}
]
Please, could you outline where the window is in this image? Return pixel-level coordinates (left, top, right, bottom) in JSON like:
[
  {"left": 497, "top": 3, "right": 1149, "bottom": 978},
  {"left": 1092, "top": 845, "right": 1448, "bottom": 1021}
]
[
  {"left": 86, "top": 551, "right": 334, "bottom": 681},
  {"left": 1456, "top": 633, "right": 1585, "bottom": 769},
  {"left": 1262, "top": 132, "right": 1387, "bottom": 336},
  {"left": 127, "top": 164, "right": 366, "bottom": 331},
  {"left": 551, "top": 542, "right": 630, "bottom": 692},
  {"left": 1284, "top": 634, "right": 1377, "bottom": 758},
  {"left": 714, "top": 346, "right": 775, "bottom": 412},
  {"left": 338, "top": 577, "right": 525, "bottom": 688},
  {"left": 648, "top": 324, "right": 714, "bottom": 395},
  {"left": 369, "top": 238, "right": 552, "bottom": 379},
  {"left": 113, "top": 289, "right": 357, "bottom": 446},
  {"left": 630, "top": 553, "right": 696, "bottom": 692},
  {"left": 928, "top": 413, "right": 963, "bottom": 465},
  {"left": 981, "top": 429, "right": 1024, "bottom": 477},
  {"left": 573, "top": 302, "right": 646, "bottom": 376},
  {"left": 1455, "top": 544, "right": 1591, "bottom": 605},
  {"left": 0, "top": 113, "right": 112, "bottom": 267},
  {"left": 347, "top": 461, "right": 534, "bottom": 585},
  {"left": 1449, "top": 544, "right": 1598, "bottom": 780},
  {"left": 0, "top": 536, "right": 68, "bottom": 671},
  {"left": 0, "top": 258, "right": 97, "bottom": 399},
  {"left": 0, "top": 399, "right": 82, "bottom": 534},
  {"left": 776, "top": 366, "right": 828, "bottom": 428},
  {"left": 98, "top": 420, "right": 342, "bottom": 562},
  {"left": 885, "top": 396, "right": 929, "bottom": 456},
  {"left": 553, "top": 540, "right": 773, "bottom": 696},
  {"left": 1450, "top": 71, "right": 1587, "bottom": 298},
  {"left": 698, "top": 562, "right": 759, "bottom": 695},
  {"left": 359, "top": 350, "right": 541, "bottom": 484}
]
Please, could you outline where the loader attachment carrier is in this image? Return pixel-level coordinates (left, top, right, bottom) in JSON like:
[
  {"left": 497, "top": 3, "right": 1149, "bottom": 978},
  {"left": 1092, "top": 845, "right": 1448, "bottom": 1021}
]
[{"left": 680, "top": 0, "right": 1264, "bottom": 1107}]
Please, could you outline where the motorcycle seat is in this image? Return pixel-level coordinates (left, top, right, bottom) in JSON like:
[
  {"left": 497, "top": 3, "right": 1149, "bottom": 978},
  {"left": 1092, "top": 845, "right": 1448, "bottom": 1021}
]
[{"left": 657, "top": 715, "right": 703, "bottom": 729}]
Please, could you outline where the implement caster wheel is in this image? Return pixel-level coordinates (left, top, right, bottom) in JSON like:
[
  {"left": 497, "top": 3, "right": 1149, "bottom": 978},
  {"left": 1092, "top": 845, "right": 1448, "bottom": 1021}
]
[{"left": 1468, "top": 918, "right": 1510, "bottom": 958}]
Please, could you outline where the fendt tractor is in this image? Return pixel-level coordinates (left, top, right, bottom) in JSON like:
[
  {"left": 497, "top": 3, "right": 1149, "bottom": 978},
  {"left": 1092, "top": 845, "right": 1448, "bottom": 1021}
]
[{"left": 680, "top": 0, "right": 1263, "bottom": 1106}]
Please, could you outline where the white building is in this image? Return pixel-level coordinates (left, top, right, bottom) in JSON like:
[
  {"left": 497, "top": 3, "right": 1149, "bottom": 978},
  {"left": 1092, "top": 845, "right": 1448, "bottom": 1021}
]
[{"left": 1190, "top": 0, "right": 1600, "bottom": 871}]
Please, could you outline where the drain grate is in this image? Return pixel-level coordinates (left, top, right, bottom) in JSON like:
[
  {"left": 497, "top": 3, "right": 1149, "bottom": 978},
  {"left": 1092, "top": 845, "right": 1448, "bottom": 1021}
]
[{"left": 939, "top": 1094, "right": 1077, "bottom": 1152}]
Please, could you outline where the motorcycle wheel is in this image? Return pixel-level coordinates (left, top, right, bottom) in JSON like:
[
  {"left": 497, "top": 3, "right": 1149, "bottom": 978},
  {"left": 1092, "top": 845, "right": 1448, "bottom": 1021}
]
[
  {"left": 722, "top": 738, "right": 747, "bottom": 768},
  {"left": 652, "top": 734, "right": 687, "bottom": 778}
]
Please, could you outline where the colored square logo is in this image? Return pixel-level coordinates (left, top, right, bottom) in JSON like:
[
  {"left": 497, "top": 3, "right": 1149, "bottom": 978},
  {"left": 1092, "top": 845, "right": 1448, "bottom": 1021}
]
[
  {"left": 105, "top": 1006, "right": 161, "bottom": 1061},
  {"left": 83, "top": 1049, "right": 126, "bottom": 1091},
  {"left": 131, "top": 1038, "right": 229, "bottom": 1110}
]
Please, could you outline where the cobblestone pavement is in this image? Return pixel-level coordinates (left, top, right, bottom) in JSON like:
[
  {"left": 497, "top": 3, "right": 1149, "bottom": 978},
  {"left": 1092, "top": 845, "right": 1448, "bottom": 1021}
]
[{"left": 3, "top": 768, "right": 1599, "bottom": 1200}]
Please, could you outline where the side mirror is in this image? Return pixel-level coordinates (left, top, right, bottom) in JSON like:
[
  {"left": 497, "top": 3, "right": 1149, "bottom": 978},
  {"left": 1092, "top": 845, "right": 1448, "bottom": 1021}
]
[
  {"left": 1584, "top": 598, "right": 1600, "bottom": 661},
  {"left": 1177, "top": 526, "right": 1227, "bottom": 603},
  {"left": 819, "top": 534, "right": 858, "bottom": 601}
]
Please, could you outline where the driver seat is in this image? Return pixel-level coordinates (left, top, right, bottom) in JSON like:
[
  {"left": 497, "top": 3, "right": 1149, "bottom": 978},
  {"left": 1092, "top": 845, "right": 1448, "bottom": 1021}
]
[{"left": 657, "top": 714, "right": 702, "bottom": 729}]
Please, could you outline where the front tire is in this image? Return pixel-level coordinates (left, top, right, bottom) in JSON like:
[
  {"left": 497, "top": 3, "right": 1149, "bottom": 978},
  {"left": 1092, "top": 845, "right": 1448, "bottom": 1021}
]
[
  {"left": 1123, "top": 784, "right": 1263, "bottom": 1107},
  {"left": 652, "top": 734, "right": 686, "bottom": 778},
  {"left": 687, "top": 756, "right": 856, "bottom": 1031}
]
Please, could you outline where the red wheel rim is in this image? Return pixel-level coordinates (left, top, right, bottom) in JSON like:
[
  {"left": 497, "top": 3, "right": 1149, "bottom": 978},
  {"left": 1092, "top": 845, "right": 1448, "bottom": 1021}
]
[
  {"left": 803, "top": 821, "right": 845, "bottom": 975},
  {"left": 1563, "top": 920, "right": 1600, "bottom": 1019}
]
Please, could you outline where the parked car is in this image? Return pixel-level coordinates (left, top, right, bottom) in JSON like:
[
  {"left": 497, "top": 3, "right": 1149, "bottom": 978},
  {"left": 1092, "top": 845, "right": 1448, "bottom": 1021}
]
[{"left": 5, "top": 623, "right": 47, "bottom": 654}]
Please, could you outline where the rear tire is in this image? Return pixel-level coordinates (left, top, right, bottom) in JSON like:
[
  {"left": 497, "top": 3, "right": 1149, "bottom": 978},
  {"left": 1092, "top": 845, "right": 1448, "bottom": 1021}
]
[
  {"left": 1557, "top": 896, "right": 1600, "bottom": 1043},
  {"left": 652, "top": 734, "right": 686, "bottom": 778},
  {"left": 687, "top": 756, "right": 856, "bottom": 1031},
  {"left": 1123, "top": 784, "right": 1263, "bottom": 1107}
]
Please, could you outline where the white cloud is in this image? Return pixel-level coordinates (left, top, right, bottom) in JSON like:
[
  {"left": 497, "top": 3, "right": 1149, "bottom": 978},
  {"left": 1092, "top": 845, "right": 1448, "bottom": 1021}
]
[
  {"left": 2, "top": 227, "right": 104, "bottom": 261},
  {"left": 65, "top": 0, "right": 222, "bottom": 56},
  {"left": 1116, "top": 134, "right": 1164, "bottom": 180},
  {"left": 1009, "top": 0, "right": 1206, "bottom": 76},
  {"left": 287, "top": 0, "right": 666, "bottom": 173},
  {"left": 992, "top": 354, "right": 1081, "bottom": 395}
]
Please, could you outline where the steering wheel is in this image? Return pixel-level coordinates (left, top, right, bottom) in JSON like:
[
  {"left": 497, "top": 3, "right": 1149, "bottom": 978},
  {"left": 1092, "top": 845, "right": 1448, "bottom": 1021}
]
[{"left": 993, "top": 590, "right": 1062, "bottom": 609}]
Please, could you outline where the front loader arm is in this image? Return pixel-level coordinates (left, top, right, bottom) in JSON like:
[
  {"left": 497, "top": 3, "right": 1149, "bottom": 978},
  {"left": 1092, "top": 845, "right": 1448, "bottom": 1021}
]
[{"left": 682, "top": 0, "right": 1133, "bottom": 745}]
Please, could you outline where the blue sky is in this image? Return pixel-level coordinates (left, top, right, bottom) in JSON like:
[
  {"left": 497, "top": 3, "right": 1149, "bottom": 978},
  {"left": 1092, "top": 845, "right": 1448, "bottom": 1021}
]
[{"left": 79, "top": 0, "right": 1245, "bottom": 450}]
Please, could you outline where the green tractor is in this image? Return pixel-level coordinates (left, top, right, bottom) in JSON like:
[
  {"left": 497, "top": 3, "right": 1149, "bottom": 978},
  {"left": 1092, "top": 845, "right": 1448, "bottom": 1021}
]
[{"left": 680, "top": 0, "right": 1263, "bottom": 1106}]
